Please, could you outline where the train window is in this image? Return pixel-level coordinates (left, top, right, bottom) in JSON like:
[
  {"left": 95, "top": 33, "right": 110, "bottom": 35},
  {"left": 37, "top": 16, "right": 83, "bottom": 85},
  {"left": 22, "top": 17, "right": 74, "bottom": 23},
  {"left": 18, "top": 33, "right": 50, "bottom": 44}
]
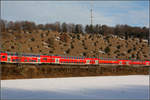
[
  {"left": 16, "top": 59, "right": 20, "bottom": 62},
  {"left": 32, "top": 60, "right": 36, "bottom": 62},
  {"left": 43, "top": 58, "right": 47, "bottom": 61},
  {"left": 29, "top": 59, "right": 33, "bottom": 62},
  {"left": 146, "top": 62, "right": 149, "bottom": 65},
  {"left": 2, "top": 56, "right": 6, "bottom": 58},
  {"left": 24, "top": 59, "right": 28, "bottom": 62},
  {"left": 12, "top": 59, "right": 17, "bottom": 62}
]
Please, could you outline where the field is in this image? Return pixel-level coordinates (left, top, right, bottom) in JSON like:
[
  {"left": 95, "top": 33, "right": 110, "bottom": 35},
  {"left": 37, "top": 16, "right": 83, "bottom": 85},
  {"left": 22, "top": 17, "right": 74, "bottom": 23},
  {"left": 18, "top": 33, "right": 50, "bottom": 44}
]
[{"left": 1, "top": 75, "right": 149, "bottom": 99}]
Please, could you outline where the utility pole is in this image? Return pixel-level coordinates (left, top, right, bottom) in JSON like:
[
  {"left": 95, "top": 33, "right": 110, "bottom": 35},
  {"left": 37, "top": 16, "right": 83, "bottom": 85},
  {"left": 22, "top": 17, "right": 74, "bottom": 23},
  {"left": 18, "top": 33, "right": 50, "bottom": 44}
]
[
  {"left": 148, "top": 2, "right": 150, "bottom": 47},
  {"left": 90, "top": 1, "right": 93, "bottom": 25}
]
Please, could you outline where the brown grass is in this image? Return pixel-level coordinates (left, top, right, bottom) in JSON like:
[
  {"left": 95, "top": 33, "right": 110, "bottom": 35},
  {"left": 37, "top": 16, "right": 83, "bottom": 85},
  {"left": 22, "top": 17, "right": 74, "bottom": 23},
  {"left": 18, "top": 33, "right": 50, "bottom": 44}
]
[{"left": 1, "top": 63, "right": 149, "bottom": 80}]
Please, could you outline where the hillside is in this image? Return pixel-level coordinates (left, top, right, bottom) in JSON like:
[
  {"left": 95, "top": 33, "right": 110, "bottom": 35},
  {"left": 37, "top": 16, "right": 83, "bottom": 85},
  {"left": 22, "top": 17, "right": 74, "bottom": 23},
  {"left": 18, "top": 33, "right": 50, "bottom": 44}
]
[
  {"left": 1, "top": 30, "right": 149, "bottom": 79},
  {"left": 1, "top": 30, "right": 150, "bottom": 60}
]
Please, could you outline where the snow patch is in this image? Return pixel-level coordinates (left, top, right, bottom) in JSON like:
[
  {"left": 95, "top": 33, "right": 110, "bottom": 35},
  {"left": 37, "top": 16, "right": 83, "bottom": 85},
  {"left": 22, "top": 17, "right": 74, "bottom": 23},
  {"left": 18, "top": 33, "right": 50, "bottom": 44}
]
[
  {"left": 43, "top": 42, "right": 48, "bottom": 45},
  {"left": 99, "top": 50, "right": 105, "bottom": 54},
  {"left": 55, "top": 37, "right": 60, "bottom": 41},
  {"left": 1, "top": 75, "right": 149, "bottom": 99},
  {"left": 142, "top": 39, "right": 148, "bottom": 42}
]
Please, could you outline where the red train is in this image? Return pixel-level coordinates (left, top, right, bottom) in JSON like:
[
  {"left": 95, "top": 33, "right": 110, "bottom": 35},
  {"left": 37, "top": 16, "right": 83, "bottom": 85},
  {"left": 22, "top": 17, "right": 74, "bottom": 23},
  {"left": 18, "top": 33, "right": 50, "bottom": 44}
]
[{"left": 0, "top": 51, "right": 150, "bottom": 66}]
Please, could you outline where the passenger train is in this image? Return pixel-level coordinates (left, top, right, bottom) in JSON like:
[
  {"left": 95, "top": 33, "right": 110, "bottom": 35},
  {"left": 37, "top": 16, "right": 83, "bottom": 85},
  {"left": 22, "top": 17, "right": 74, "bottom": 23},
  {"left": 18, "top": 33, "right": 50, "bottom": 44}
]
[{"left": 0, "top": 51, "right": 150, "bottom": 66}]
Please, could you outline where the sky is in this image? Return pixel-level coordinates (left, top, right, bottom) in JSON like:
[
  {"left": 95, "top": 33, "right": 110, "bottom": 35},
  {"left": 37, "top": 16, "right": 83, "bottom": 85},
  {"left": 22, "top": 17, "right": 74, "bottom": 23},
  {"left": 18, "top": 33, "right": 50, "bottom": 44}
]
[{"left": 1, "top": 1, "right": 149, "bottom": 27}]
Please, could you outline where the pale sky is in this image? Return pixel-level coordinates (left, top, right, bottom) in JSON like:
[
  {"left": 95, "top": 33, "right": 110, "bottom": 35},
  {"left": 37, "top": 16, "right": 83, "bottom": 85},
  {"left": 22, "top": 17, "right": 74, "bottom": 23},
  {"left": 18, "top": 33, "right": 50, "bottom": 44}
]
[{"left": 1, "top": 1, "right": 149, "bottom": 27}]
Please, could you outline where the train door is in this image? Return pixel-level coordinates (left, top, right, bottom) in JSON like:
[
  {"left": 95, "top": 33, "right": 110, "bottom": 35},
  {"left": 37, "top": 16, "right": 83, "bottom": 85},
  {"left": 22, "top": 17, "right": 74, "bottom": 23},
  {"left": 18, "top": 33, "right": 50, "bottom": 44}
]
[
  {"left": 86, "top": 60, "right": 90, "bottom": 64},
  {"left": 7, "top": 56, "right": 11, "bottom": 62},
  {"left": 126, "top": 61, "right": 130, "bottom": 65},
  {"left": 95, "top": 60, "right": 99, "bottom": 64},
  {"left": 38, "top": 57, "right": 41, "bottom": 64},
  {"left": 55, "top": 58, "right": 60, "bottom": 64},
  {"left": 119, "top": 61, "right": 122, "bottom": 65}
]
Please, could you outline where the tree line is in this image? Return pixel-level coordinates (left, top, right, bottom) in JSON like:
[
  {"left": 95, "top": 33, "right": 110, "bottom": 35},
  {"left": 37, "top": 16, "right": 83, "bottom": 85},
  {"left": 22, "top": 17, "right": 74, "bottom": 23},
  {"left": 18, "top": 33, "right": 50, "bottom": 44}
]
[{"left": 0, "top": 19, "right": 149, "bottom": 40}]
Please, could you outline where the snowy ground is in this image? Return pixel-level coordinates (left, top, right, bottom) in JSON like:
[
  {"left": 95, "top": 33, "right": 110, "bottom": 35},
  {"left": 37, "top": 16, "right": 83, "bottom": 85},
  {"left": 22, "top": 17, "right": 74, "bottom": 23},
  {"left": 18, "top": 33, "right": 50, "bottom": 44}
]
[{"left": 1, "top": 75, "right": 149, "bottom": 99}]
